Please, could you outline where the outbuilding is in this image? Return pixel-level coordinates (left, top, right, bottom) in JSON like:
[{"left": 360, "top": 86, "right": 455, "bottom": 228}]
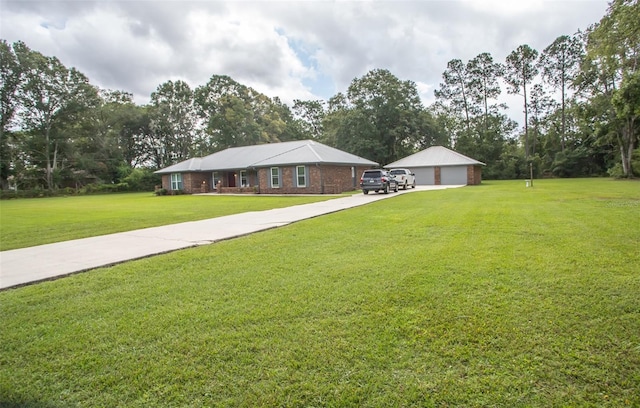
[{"left": 385, "top": 146, "right": 485, "bottom": 186}]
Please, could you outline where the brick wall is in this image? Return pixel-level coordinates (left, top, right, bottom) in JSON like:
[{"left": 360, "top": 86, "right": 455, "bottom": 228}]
[
  {"left": 184, "top": 173, "right": 210, "bottom": 193},
  {"left": 161, "top": 174, "right": 169, "bottom": 191},
  {"left": 258, "top": 165, "right": 372, "bottom": 194},
  {"left": 163, "top": 165, "right": 374, "bottom": 195},
  {"left": 161, "top": 173, "right": 210, "bottom": 194},
  {"left": 466, "top": 165, "right": 482, "bottom": 185}
]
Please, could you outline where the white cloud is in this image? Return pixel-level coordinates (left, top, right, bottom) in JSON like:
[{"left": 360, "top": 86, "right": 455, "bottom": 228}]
[
  {"left": 416, "top": 81, "right": 435, "bottom": 107},
  {"left": 0, "top": 0, "right": 610, "bottom": 123}
]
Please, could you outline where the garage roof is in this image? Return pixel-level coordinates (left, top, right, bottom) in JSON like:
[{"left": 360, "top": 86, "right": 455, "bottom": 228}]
[
  {"left": 156, "top": 140, "right": 378, "bottom": 174},
  {"left": 385, "top": 146, "right": 485, "bottom": 168}
]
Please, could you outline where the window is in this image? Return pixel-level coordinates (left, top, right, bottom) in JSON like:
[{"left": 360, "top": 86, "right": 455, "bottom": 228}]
[
  {"left": 212, "top": 172, "right": 220, "bottom": 189},
  {"left": 240, "top": 170, "right": 248, "bottom": 187},
  {"left": 270, "top": 167, "right": 280, "bottom": 188},
  {"left": 296, "top": 166, "right": 307, "bottom": 187},
  {"left": 170, "top": 173, "right": 183, "bottom": 190}
]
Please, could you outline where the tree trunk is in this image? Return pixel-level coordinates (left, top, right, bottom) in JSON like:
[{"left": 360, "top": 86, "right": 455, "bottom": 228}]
[
  {"left": 620, "top": 142, "right": 630, "bottom": 177},
  {"left": 45, "top": 125, "right": 52, "bottom": 190},
  {"left": 461, "top": 86, "right": 471, "bottom": 135},
  {"left": 523, "top": 78, "right": 529, "bottom": 160},
  {"left": 53, "top": 141, "right": 58, "bottom": 188},
  {"left": 560, "top": 73, "right": 566, "bottom": 152},
  {"left": 623, "top": 117, "right": 636, "bottom": 178},
  {"left": 618, "top": 118, "right": 635, "bottom": 178}
]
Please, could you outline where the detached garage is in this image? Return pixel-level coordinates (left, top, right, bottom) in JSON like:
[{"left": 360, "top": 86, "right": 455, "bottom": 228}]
[{"left": 385, "top": 146, "right": 485, "bottom": 186}]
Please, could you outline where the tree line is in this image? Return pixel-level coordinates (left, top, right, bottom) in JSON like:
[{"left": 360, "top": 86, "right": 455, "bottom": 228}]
[
  {"left": 433, "top": 0, "right": 639, "bottom": 180},
  {"left": 0, "top": 0, "right": 637, "bottom": 192}
]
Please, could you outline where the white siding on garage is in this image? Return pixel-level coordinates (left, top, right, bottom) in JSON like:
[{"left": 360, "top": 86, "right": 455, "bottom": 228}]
[
  {"left": 411, "top": 167, "right": 435, "bottom": 185},
  {"left": 441, "top": 166, "right": 468, "bottom": 185}
]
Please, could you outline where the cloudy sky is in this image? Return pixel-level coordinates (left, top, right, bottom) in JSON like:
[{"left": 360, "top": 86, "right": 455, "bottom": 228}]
[{"left": 1, "top": 0, "right": 609, "bottom": 123}]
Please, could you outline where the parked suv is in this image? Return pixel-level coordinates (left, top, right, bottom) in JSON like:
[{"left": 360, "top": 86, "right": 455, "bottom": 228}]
[
  {"left": 360, "top": 169, "right": 398, "bottom": 194},
  {"left": 389, "top": 168, "right": 416, "bottom": 190}
]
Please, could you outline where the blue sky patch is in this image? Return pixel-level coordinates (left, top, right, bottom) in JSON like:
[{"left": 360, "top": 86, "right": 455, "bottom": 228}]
[{"left": 277, "top": 27, "right": 335, "bottom": 99}]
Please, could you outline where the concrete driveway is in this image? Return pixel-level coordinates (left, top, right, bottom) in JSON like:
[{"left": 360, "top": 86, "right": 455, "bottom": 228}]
[{"left": 0, "top": 185, "right": 462, "bottom": 290}]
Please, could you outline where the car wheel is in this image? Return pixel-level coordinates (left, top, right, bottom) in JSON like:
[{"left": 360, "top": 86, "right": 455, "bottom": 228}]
[
  {"left": 394, "top": 184, "right": 398, "bottom": 192},
  {"left": 412, "top": 182, "right": 416, "bottom": 188},
  {"left": 363, "top": 189, "right": 369, "bottom": 195},
  {"left": 403, "top": 182, "right": 408, "bottom": 190}
]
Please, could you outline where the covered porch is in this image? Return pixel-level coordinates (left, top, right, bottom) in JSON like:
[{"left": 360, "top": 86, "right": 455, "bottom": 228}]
[{"left": 213, "top": 169, "right": 259, "bottom": 194}]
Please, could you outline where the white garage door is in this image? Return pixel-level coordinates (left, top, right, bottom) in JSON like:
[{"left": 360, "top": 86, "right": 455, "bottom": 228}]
[
  {"left": 411, "top": 167, "right": 435, "bottom": 185},
  {"left": 441, "top": 166, "right": 468, "bottom": 185}
]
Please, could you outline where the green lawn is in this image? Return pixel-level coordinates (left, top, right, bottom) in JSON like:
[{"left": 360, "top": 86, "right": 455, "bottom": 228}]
[
  {"left": 0, "top": 193, "right": 336, "bottom": 251},
  {"left": 1, "top": 179, "right": 639, "bottom": 407}
]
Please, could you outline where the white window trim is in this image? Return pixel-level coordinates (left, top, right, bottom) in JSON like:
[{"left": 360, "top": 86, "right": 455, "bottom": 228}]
[
  {"left": 270, "top": 167, "right": 280, "bottom": 188},
  {"left": 240, "top": 170, "right": 248, "bottom": 187},
  {"left": 212, "top": 172, "right": 220, "bottom": 189},
  {"left": 296, "top": 165, "right": 307, "bottom": 187},
  {"left": 170, "top": 173, "right": 183, "bottom": 190}
]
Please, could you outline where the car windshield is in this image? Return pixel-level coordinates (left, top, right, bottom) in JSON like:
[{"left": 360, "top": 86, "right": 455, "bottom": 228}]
[
  {"left": 363, "top": 172, "right": 382, "bottom": 178},
  {"left": 390, "top": 170, "right": 404, "bottom": 175}
]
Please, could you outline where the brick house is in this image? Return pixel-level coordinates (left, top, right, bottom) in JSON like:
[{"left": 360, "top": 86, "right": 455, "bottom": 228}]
[
  {"left": 385, "top": 146, "right": 485, "bottom": 186},
  {"left": 155, "top": 140, "right": 377, "bottom": 194}
]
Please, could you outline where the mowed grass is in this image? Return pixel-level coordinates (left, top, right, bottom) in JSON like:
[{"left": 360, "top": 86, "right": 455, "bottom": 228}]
[
  {"left": 1, "top": 179, "right": 639, "bottom": 407},
  {"left": 0, "top": 193, "right": 336, "bottom": 251}
]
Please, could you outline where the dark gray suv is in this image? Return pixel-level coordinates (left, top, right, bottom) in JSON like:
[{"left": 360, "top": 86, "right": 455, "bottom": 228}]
[{"left": 360, "top": 169, "right": 398, "bottom": 194}]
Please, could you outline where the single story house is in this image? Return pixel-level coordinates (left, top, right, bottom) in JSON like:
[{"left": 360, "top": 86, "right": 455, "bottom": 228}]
[
  {"left": 385, "top": 146, "right": 485, "bottom": 186},
  {"left": 155, "top": 140, "right": 378, "bottom": 194}
]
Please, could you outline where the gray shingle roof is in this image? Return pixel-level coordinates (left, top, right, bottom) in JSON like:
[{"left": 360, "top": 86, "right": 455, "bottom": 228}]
[
  {"left": 156, "top": 140, "right": 378, "bottom": 174},
  {"left": 385, "top": 146, "right": 485, "bottom": 168}
]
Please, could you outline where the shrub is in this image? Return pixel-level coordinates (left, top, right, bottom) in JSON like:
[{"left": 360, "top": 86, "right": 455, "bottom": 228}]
[
  {"left": 0, "top": 189, "right": 56, "bottom": 199},
  {"left": 121, "top": 169, "right": 162, "bottom": 191},
  {"left": 61, "top": 187, "right": 76, "bottom": 196}
]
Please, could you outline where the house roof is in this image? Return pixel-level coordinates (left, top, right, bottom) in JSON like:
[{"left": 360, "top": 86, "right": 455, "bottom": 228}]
[
  {"left": 155, "top": 140, "right": 378, "bottom": 174},
  {"left": 384, "top": 146, "right": 485, "bottom": 168}
]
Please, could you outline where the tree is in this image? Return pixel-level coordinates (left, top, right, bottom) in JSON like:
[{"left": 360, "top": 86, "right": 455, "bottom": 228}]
[
  {"left": 428, "top": 102, "right": 459, "bottom": 147},
  {"left": 252, "top": 94, "right": 287, "bottom": 144},
  {"left": 527, "top": 84, "right": 556, "bottom": 158},
  {"left": 69, "top": 90, "right": 143, "bottom": 184},
  {"left": 321, "top": 93, "right": 350, "bottom": 149},
  {"left": 434, "top": 53, "right": 514, "bottom": 175},
  {"left": 194, "top": 75, "right": 288, "bottom": 151},
  {"left": 582, "top": 0, "right": 640, "bottom": 177},
  {"left": 505, "top": 44, "right": 540, "bottom": 160},
  {"left": 270, "top": 96, "right": 306, "bottom": 142},
  {"left": 16, "top": 48, "right": 98, "bottom": 189},
  {"left": 434, "top": 59, "right": 473, "bottom": 135},
  {"left": 0, "top": 41, "right": 33, "bottom": 189},
  {"left": 612, "top": 71, "right": 640, "bottom": 176},
  {"left": 118, "top": 104, "right": 153, "bottom": 168},
  {"left": 539, "top": 34, "right": 584, "bottom": 151},
  {"left": 467, "top": 52, "right": 504, "bottom": 132},
  {"left": 415, "top": 108, "right": 450, "bottom": 150},
  {"left": 292, "top": 99, "right": 326, "bottom": 140},
  {"left": 344, "top": 69, "right": 427, "bottom": 165},
  {"left": 149, "top": 80, "right": 197, "bottom": 168}
]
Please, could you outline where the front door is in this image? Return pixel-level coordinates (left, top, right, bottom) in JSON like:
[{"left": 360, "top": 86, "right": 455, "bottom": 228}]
[{"left": 227, "top": 172, "right": 236, "bottom": 187}]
